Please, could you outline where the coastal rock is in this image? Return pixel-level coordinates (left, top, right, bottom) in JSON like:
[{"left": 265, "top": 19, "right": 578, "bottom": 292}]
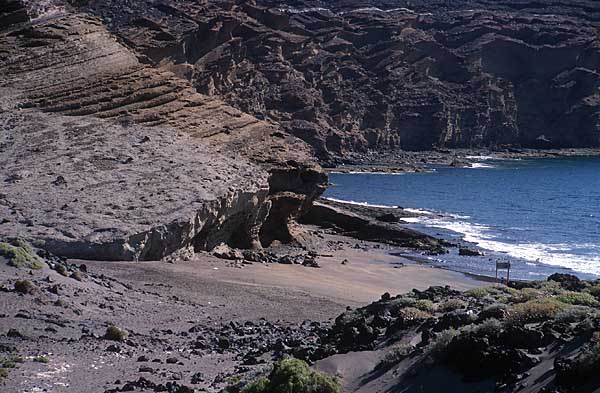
[
  {"left": 79, "top": 0, "right": 600, "bottom": 161},
  {"left": 211, "top": 244, "right": 244, "bottom": 261},
  {"left": 459, "top": 247, "right": 485, "bottom": 257},
  {"left": 547, "top": 273, "right": 586, "bottom": 291},
  {"left": 302, "top": 201, "right": 448, "bottom": 252}
]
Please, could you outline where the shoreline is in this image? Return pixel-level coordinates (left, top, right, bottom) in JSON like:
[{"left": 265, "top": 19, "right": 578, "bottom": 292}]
[
  {"left": 312, "top": 196, "right": 599, "bottom": 282},
  {"left": 325, "top": 147, "right": 600, "bottom": 174}
]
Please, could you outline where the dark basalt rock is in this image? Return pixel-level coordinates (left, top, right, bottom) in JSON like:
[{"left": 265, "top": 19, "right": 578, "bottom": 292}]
[
  {"left": 547, "top": 273, "right": 586, "bottom": 291},
  {"left": 459, "top": 247, "right": 485, "bottom": 257},
  {"left": 498, "top": 326, "right": 547, "bottom": 349},
  {"left": 80, "top": 0, "right": 600, "bottom": 161},
  {"left": 445, "top": 333, "right": 536, "bottom": 380},
  {"left": 433, "top": 310, "right": 475, "bottom": 332}
]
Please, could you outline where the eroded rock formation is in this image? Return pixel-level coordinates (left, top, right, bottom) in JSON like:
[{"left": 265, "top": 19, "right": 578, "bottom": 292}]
[
  {"left": 0, "top": 1, "right": 326, "bottom": 260},
  {"left": 80, "top": 0, "right": 600, "bottom": 161}
]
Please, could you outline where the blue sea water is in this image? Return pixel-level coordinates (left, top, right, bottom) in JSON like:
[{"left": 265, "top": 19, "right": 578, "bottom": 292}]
[{"left": 325, "top": 157, "right": 600, "bottom": 280}]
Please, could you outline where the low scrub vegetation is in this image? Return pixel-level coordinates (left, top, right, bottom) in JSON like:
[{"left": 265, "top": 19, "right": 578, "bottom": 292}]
[
  {"left": 428, "top": 328, "right": 461, "bottom": 359},
  {"left": 242, "top": 358, "right": 340, "bottom": 393},
  {"left": 555, "top": 306, "right": 594, "bottom": 323},
  {"left": 507, "top": 298, "right": 567, "bottom": 324},
  {"left": 376, "top": 343, "right": 414, "bottom": 370},
  {"left": 104, "top": 326, "right": 128, "bottom": 342},
  {"left": 438, "top": 298, "right": 467, "bottom": 312},
  {"left": 0, "top": 240, "right": 44, "bottom": 270},
  {"left": 557, "top": 291, "right": 599, "bottom": 307}
]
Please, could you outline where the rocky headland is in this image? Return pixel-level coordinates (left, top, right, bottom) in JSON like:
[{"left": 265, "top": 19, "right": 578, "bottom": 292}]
[{"left": 79, "top": 0, "right": 600, "bottom": 164}]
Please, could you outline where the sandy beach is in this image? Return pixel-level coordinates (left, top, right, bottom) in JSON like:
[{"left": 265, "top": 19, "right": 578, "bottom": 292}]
[{"left": 0, "top": 230, "right": 483, "bottom": 393}]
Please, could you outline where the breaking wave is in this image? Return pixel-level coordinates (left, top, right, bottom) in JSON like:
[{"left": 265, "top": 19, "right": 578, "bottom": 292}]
[
  {"left": 323, "top": 197, "right": 399, "bottom": 209},
  {"left": 419, "top": 217, "right": 600, "bottom": 276}
]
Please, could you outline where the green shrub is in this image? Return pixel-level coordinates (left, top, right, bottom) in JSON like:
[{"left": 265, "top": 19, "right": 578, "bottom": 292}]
[
  {"left": 585, "top": 285, "right": 600, "bottom": 298},
  {"left": 33, "top": 356, "right": 49, "bottom": 363},
  {"left": 466, "top": 287, "right": 489, "bottom": 299},
  {"left": 473, "top": 318, "right": 503, "bottom": 336},
  {"left": 308, "top": 372, "right": 340, "bottom": 393},
  {"left": 268, "top": 358, "right": 312, "bottom": 393},
  {"left": 490, "top": 284, "right": 519, "bottom": 296},
  {"left": 14, "top": 280, "right": 37, "bottom": 295},
  {"left": 376, "top": 343, "right": 414, "bottom": 370},
  {"left": 438, "top": 298, "right": 467, "bottom": 312},
  {"left": 555, "top": 306, "right": 593, "bottom": 323},
  {"left": 1, "top": 359, "right": 15, "bottom": 368},
  {"left": 428, "top": 328, "right": 460, "bottom": 359},
  {"left": 0, "top": 241, "right": 44, "bottom": 270},
  {"left": 507, "top": 298, "right": 567, "bottom": 324},
  {"left": 512, "top": 288, "right": 543, "bottom": 303},
  {"left": 55, "top": 264, "right": 68, "bottom": 276},
  {"left": 535, "top": 281, "right": 563, "bottom": 295},
  {"left": 0, "top": 368, "right": 7, "bottom": 379},
  {"left": 241, "top": 358, "right": 340, "bottom": 393},
  {"left": 104, "top": 326, "right": 128, "bottom": 342},
  {"left": 398, "top": 307, "right": 432, "bottom": 323},
  {"left": 242, "top": 378, "right": 270, "bottom": 393},
  {"left": 414, "top": 299, "right": 434, "bottom": 312},
  {"left": 557, "top": 291, "right": 599, "bottom": 307}
]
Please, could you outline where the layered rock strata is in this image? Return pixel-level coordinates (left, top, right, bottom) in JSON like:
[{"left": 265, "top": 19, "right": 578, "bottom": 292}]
[
  {"left": 0, "top": 2, "right": 326, "bottom": 260},
  {"left": 82, "top": 0, "right": 600, "bottom": 161}
]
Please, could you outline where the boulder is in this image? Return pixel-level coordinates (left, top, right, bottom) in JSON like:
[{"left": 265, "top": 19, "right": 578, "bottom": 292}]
[{"left": 211, "top": 243, "right": 243, "bottom": 261}]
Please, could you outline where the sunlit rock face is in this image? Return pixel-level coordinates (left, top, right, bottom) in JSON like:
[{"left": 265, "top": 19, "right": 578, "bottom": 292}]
[{"left": 0, "top": 1, "right": 326, "bottom": 260}]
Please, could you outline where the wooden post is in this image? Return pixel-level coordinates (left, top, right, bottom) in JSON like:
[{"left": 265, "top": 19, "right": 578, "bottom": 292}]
[{"left": 496, "top": 261, "right": 511, "bottom": 285}]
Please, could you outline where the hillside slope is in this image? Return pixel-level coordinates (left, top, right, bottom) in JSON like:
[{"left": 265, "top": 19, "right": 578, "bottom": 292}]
[
  {"left": 0, "top": 0, "right": 326, "bottom": 260},
  {"left": 80, "top": 0, "right": 600, "bottom": 161}
]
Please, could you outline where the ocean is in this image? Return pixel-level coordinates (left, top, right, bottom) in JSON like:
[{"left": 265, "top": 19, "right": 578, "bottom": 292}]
[{"left": 325, "top": 156, "right": 600, "bottom": 280}]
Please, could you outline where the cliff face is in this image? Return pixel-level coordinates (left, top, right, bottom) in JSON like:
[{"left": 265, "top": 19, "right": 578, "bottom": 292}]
[
  {"left": 82, "top": 0, "right": 600, "bottom": 161},
  {"left": 0, "top": 1, "right": 326, "bottom": 260}
]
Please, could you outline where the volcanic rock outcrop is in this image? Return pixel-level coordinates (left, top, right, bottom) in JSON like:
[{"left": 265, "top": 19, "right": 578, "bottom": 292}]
[
  {"left": 81, "top": 0, "right": 600, "bottom": 162},
  {"left": 0, "top": 1, "right": 326, "bottom": 260}
]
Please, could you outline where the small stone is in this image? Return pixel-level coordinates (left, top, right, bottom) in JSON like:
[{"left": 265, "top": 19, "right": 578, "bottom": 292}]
[
  {"left": 217, "top": 336, "right": 230, "bottom": 349},
  {"left": 191, "top": 372, "right": 205, "bottom": 384},
  {"left": 106, "top": 344, "right": 121, "bottom": 353}
]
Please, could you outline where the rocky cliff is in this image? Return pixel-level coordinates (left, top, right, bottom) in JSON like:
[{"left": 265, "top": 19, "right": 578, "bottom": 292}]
[
  {"left": 78, "top": 0, "right": 600, "bottom": 161},
  {"left": 0, "top": 0, "right": 326, "bottom": 260}
]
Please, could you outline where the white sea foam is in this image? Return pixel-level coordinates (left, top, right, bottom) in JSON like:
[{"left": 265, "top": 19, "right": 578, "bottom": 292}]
[
  {"left": 278, "top": 6, "right": 431, "bottom": 17},
  {"left": 323, "top": 197, "right": 399, "bottom": 209},
  {"left": 329, "top": 170, "right": 406, "bottom": 175},
  {"left": 420, "top": 217, "right": 600, "bottom": 276},
  {"left": 469, "top": 163, "right": 496, "bottom": 169},
  {"left": 465, "top": 155, "right": 498, "bottom": 160},
  {"left": 403, "top": 207, "right": 436, "bottom": 215},
  {"left": 340, "top": 7, "right": 419, "bottom": 14},
  {"left": 400, "top": 217, "right": 422, "bottom": 223},
  {"left": 277, "top": 7, "right": 332, "bottom": 14}
]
